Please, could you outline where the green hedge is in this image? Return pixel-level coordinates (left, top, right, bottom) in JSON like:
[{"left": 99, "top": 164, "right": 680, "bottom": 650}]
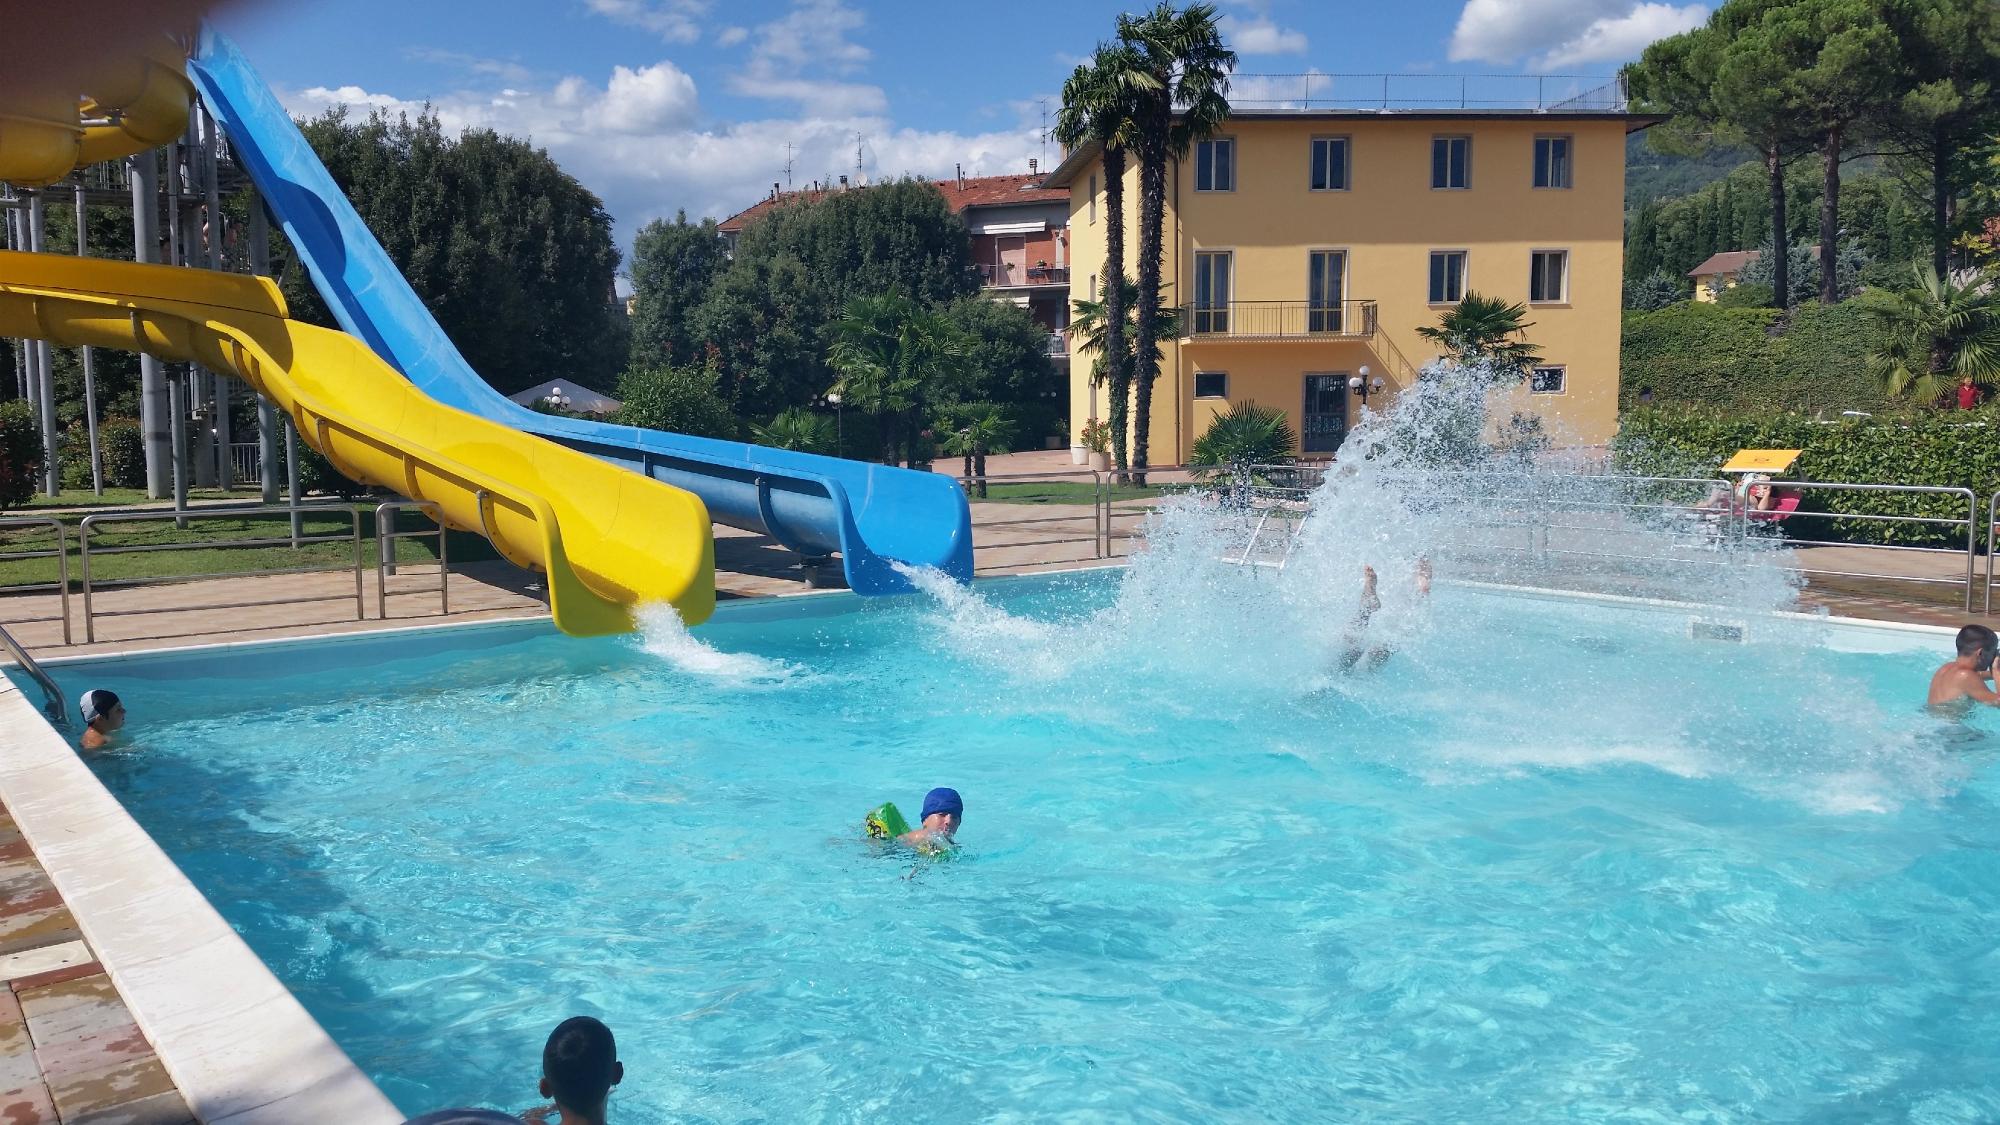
[
  {"left": 1614, "top": 405, "right": 2000, "bottom": 545},
  {"left": 1621, "top": 299, "right": 1886, "bottom": 415}
]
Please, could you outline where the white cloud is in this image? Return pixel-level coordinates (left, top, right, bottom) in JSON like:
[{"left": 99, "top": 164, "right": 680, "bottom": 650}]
[
  {"left": 716, "top": 26, "right": 748, "bottom": 46},
  {"left": 582, "top": 0, "right": 709, "bottom": 44},
  {"left": 1218, "top": 14, "right": 1308, "bottom": 55},
  {"left": 404, "top": 48, "right": 537, "bottom": 85},
  {"left": 1448, "top": 0, "right": 1705, "bottom": 68},
  {"left": 279, "top": 68, "right": 1041, "bottom": 260},
  {"left": 727, "top": 0, "right": 884, "bottom": 114}
]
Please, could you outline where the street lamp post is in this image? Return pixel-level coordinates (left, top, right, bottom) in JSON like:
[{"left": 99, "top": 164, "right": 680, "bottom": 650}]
[
  {"left": 827, "top": 392, "right": 844, "bottom": 457},
  {"left": 1348, "top": 364, "right": 1385, "bottom": 408},
  {"left": 544, "top": 384, "right": 572, "bottom": 413}
]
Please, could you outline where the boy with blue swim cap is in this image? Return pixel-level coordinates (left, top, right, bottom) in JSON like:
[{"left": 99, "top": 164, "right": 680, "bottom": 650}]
[{"left": 898, "top": 787, "right": 963, "bottom": 852}]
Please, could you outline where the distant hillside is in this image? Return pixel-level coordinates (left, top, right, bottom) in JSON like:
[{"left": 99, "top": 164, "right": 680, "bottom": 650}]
[{"left": 1626, "top": 132, "right": 1754, "bottom": 210}]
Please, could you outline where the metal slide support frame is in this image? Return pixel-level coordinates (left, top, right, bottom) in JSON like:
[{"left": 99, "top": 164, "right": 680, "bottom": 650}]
[
  {"left": 72, "top": 184, "right": 104, "bottom": 495},
  {"left": 25, "top": 191, "right": 58, "bottom": 497},
  {"left": 130, "top": 149, "right": 171, "bottom": 498}
]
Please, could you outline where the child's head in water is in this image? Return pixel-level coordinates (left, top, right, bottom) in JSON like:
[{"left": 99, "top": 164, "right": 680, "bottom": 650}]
[
  {"left": 78, "top": 690, "right": 124, "bottom": 745},
  {"left": 541, "top": 1017, "right": 622, "bottom": 1124}
]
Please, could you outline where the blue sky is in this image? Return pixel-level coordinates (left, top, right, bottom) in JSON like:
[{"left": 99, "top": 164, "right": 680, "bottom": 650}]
[{"left": 223, "top": 0, "right": 1702, "bottom": 265}]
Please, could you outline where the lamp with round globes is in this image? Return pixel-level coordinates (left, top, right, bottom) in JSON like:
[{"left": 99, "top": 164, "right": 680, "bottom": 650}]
[{"left": 1349, "top": 365, "right": 1385, "bottom": 406}]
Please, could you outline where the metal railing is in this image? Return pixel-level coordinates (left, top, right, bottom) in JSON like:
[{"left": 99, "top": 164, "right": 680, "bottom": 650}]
[
  {"left": 229, "top": 442, "right": 263, "bottom": 485},
  {"left": 0, "top": 517, "right": 71, "bottom": 645},
  {"left": 1227, "top": 72, "right": 1627, "bottom": 113},
  {"left": 375, "top": 501, "right": 450, "bottom": 621},
  {"left": 77, "top": 504, "right": 366, "bottom": 644},
  {"left": 1044, "top": 333, "right": 1068, "bottom": 357},
  {"left": 0, "top": 622, "right": 66, "bottom": 729},
  {"left": 1988, "top": 491, "right": 2000, "bottom": 616},
  {"left": 1760, "top": 482, "right": 1979, "bottom": 611},
  {"left": 952, "top": 469, "right": 1117, "bottom": 572},
  {"left": 1180, "top": 300, "right": 1378, "bottom": 340},
  {"left": 979, "top": 262, "right": 1068, "bottom": 287}
]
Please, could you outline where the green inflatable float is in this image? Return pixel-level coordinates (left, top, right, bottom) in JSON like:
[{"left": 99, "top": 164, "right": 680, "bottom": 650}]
[{"left": 864, "top": 802, "right": 910, "bottom": 840}]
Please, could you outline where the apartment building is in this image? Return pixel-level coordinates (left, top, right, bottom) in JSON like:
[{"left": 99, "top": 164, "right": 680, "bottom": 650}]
[{"left": 1046, "top": 101, "right": 1656, "bottom": 459}]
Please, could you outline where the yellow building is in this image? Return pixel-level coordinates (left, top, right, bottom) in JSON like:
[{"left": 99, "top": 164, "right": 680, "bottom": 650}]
[
  {"left": 1687, "top": 250, "right": 1759, "bottom": 302},
  {"left": 1047, "top": 106, "right": 1657, "bottom": 460}
]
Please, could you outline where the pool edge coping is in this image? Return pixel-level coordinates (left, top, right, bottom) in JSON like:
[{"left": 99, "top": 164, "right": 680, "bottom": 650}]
[{"left": 0, "top": 681, "right": 403, "bottom": 1125}]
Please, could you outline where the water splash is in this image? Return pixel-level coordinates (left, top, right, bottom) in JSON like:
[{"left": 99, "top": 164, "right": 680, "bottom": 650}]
[
  {"left": 896, "top": 359, "right": 1959, "bottom": 812},
  {"left": 635, "top": 603, "right": 801, "bottom": 683}
]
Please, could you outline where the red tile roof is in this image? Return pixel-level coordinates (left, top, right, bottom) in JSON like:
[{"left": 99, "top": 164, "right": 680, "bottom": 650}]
[
  {"left": 717, "top": 174, "right": 1066, "bottom": 232},
  {"left": 1687, "top": 250, "right": 1760, "bottom": 278}
]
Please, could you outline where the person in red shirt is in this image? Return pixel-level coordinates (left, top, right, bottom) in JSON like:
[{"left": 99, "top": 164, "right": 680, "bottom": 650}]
[{"left": 1958, "top": 376, "right": 1979, "bottom": 411}]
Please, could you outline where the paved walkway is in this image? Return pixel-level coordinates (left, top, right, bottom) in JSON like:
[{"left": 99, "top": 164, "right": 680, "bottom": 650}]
[{"left": 0, "top": 802, "right": 191, "bottom": 1124}]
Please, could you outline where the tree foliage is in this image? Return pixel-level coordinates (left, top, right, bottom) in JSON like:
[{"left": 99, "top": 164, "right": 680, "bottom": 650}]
[
  {"left": 628, "top": 211, "right": 725, "bottom": 370},
  {"left": 279, "top": 107, "right": 626, "bottom": 397},
  {"left": 1624, "top": 270, "right": 1688, "bottom": 312},
  {"left": 940, "top": 295, "right": 1060, "bottom": 440},
  {"left": 751, "top": 407, "right": 838, "bottom": 455},
  {"left": 1738, "top": 236, "right": 1868, "bottom": 303},
  {"left": 826, "top": 293, "right": 971, "bottom": 466}
]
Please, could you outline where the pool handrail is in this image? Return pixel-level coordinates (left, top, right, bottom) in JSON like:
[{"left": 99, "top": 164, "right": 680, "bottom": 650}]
[{"left": 0, "top": 622, "right": 67, "bottom": 729}]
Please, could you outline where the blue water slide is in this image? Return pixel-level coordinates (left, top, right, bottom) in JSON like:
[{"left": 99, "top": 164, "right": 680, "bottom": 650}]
[{"left": 185, "top": 28, "right": 972, "bottom": 595}]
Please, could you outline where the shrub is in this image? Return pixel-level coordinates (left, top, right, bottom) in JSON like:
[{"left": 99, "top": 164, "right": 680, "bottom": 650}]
[
  {"left": 1190, "top": 400, "right": 1297, "bottom": 477},
  {"left": 1621, "top": 298, "right": 1885, "bottom": 414},
  {"left": 296, "top": 442, "right": 368, "bottom": 500},
  {"left": 1712, "top": 282, "right": 1775, "bottom": 309},
  {"left": 751, "top": 407, "right": 836, "bottom": 454},
  {"left": 99, "top": 417, "right": 146, "bottom": 489},
  {"left": 1614, "top": 404, "right": 2000, "bottom": 545},
  {"left": 613, "top": 361, "right": 739, "bottom": 440},
  {"left": 0, "top": 401, "right": 45, "bottom": 511}
]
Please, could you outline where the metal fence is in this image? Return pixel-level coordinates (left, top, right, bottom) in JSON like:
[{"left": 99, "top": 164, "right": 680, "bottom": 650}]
[
  {"left": 76, "top": 505, "right": 367, "bottom": 644},
  {"left": 0, "top": 517, "right": 71, "bottom": 645},
  {"left": 375, "top": 501, "right": 450, "bottom": 621},
  {"left": 228, "top": 442, "right": 263, "bottom": 486}
]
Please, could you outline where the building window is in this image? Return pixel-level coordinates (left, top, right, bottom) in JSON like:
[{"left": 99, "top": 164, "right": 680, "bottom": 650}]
[
  {"left": 1195, "top": 372, "right": 1228, "bottom": 398},
  {"left": 1088, "top": 273, "right": 1098, "bottom": 302},
  {"left": 1193, "top": 251, "right": 1232, "bottom": 333},
  {"left": 1088, "top": 174, "right": 1097, "bottom": 223},
  {"left": 1428, "top": 251, "right": 1467, "bottom": 304},
  {"left": 1308, "top": 250, "right": 1346, "bottom": 332},
  {"left": 1310, "top": 136, "right": 1349, "bottom": 191},
  {"left": 1530, "top": 365, "right": 1566, "bottom": 394},
  {"left": 1534, "top": 136, "right": 1572, "bottom": 189},
  {"left": 1196, "top": 138, "right": 1235, "bottom": 192},
  {"left": 1431, "top": 136, "right": 1469, "bottom": 190},
  {"left": 1530, "top": 250, "right": 1568, "bottom": 303}
]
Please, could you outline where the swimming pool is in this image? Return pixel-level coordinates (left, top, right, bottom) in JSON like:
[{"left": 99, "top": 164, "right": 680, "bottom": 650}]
[{"left": 28, "top": 570, "right": 2000, "bottom": 1122}]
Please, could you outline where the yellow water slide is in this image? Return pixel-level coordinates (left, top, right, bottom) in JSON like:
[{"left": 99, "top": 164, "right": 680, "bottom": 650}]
[
  {"left": 0, "top": 28, "right": 715, "bottom": 634},
  {"left": 0, "top": 254, "right": 715, "bottom": 632}
]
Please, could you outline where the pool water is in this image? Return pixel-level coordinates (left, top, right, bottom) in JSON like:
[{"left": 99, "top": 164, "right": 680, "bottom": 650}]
[{"left": 57, "top": 572, "right": 2000, "bottom": 1122}]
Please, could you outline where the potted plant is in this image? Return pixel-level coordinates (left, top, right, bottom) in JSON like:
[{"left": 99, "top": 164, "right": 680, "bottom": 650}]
[{"left": 1080, "top": 418, "right": 1113, "bottom": 472}]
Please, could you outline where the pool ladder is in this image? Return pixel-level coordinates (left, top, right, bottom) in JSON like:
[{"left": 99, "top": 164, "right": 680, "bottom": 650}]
[
  {"left": 0, "top": 623, "right": 67, "bottom": 729},
  {"left": 1231, "top": 505, "right": 1311, "bottom": 572}
]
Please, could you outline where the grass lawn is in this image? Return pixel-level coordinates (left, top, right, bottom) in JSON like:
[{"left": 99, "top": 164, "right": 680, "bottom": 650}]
[
  {"left": 19, "top": 487, "right": 267, "bottom": 510},
  {"left": 976, "top": 481, "right": 1187, "bottom": 505},
  {"left": 0, "top": 506, "right": 500, "bottom": 589}
]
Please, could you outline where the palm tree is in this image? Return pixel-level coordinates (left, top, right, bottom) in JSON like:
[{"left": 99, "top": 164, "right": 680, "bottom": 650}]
[
  {"left": 939, "top": 405, "right": 1015, "bottom": 497},
  {"left": 1120, "top": 2, "right": 1235, "bottom": 483},
  {"left": 1866, "top": 263, "right": 2000, "bottom": 403},
  {"left": 1415, "top": 292, "right": 1544, "bottom": 380},
  {"left": 827, "top": 293, "right": 970, "bottom": 466},
  {"left": 752, "top": 407, "right": 837, "bottom": 455},
  {"left": 1070, "top": 275, "right": 1180, "bottom": 389},
  {"left": 1189, "top": 401, "right": 1296, "bottom": 481},
  {"left": 1055, "top": 43, "right": 1150, "bottom": 475}
]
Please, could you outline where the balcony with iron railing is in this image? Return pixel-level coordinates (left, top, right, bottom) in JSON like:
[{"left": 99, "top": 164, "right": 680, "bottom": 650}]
[
  {"left": 979, "top": 261, "right": 1070, "bottom": 288},
  {"left": 1044, "top": 332, "right": 1068, "bottom": 358},
  {"left": 1179, "top": 300, "right": 1379, "bottom": 341}
]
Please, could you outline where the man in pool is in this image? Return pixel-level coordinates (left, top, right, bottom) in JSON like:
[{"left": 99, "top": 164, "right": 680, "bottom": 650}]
[
  {"left": 78, "top": 689, "right": 125, "bottom": 751},
  {"left": 898, "top": 787, "right": 963, "bottom": 853},
  {"left": 1927, "top": 624, "right": 2000, "bottom": 713},
  {"left": 522, "top": 1016, "right": 622, "bottom": 1125}
]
